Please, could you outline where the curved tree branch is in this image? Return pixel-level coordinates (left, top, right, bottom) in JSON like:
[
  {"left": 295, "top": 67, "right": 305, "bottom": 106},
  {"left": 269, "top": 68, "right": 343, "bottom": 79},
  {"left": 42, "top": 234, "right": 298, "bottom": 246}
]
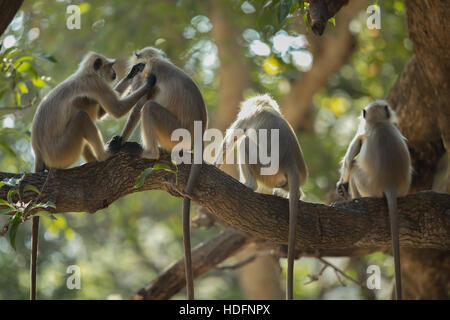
[{"left": 1, "top": 150, "right": 449, "bottom": 253}]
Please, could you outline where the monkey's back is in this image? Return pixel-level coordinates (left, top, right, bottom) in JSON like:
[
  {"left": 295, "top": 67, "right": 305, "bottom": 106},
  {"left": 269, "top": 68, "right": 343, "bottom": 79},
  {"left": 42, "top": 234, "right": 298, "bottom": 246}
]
[
  {"left": 152, "top": 60, "right": 207, "bottom": 134},
  {"left": 359, "top": 123, "right": 411, "bottom": 196},
  {"left": 240, "top": 104, "right": 308, "bottom": 187}
]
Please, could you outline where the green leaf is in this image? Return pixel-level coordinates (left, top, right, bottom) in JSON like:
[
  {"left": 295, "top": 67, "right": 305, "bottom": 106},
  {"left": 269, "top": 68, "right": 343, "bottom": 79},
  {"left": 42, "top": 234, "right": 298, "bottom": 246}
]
[
  {"left": 15, "top": 91, "right": 21, "bottom": 106},
  {"left": 0, "top": 208, "right": 15, "bottom": 215},
  {"left": 23, "top": 184, "right": 40, "bottom": 195},
  {"left": 33, "top": 53, "right": 57, "bottom": 63},
  {"left": 329, "top": 17, "right": 336, "bottom": 26},
  {"left": 4, "top": 47, "right": 18, "bottom": 59},
  {"left": 15, "top": 56, "right": 34, "bottom": 63},
  {"left": 7, "top": 189, "right": 19, "bottom": 203},
  {"left": 17, "top": 82, "right": 28, "bottom": 94},
  {"left": 134, "top": 167, "right": 153, "bottom": 188},
  {"left": 32, "top": 77, "right": 46, "bottom": 87},
  {"left": 152, "top": 163, "right": 174, "bottom": 172},
  {"left": 0, "top": 199, "right": 15, "bottom": 208},
  {"left": 8, "top": 212, "right": 22, "bottom": 249}
]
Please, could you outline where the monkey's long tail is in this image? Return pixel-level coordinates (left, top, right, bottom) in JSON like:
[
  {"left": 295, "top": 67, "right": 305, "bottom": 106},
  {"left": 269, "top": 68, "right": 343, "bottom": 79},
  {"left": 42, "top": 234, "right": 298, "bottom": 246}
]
[
  {"left": 30, "top": 159, "right": 45, "bottom": 300},
  {"left": 31, "top": 216, "right": 39, "bottom": 300},
  {"left": 182, "top": 162, "right": 202, "bottom": 300},
  {"left": 385, "top": 187, "right": 402, "bottom": 300},
  {"left": 287, "top": 168, "right": 300, "bottom": 300}
]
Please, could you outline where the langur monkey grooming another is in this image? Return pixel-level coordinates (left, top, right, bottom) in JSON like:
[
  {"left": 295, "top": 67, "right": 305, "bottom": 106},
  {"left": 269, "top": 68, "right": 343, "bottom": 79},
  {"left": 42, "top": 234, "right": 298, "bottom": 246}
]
[
  {"left": 214, "top": 95, "right": 308, "bottom": 300},
  {"left": 29, "top": 52, "right": 155, "bottom": 300},
  {"left": 337, "top": 100, "right": 411, "bottom": 300},
  {"left": 108, "top": 47, "right": 208, "bottom": 300}
]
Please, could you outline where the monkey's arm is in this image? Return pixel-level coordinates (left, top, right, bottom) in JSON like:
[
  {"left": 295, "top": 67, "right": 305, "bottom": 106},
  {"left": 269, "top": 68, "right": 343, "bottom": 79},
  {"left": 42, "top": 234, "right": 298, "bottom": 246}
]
[
  {"left": 121, "top": 98, "right": 146, "bottom": 141},
  {"left": 114, "top": 63, "right": 146, "bottom": 96},
  {"left": 92, "top": 74, "right": 156, "bottom": 119},
  {"left": 340, "top": 135, "right": 362, "bottom": 183}
]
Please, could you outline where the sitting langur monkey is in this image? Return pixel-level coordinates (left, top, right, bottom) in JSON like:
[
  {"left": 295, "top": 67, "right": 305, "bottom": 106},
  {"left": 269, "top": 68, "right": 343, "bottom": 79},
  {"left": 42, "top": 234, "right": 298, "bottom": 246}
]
[
  {"left": 30, "top": 52, "right": 156, "bottom": 300},
  {"left": 214, "top": 95, "right": 308, "bottom": 300},
  {"left": 108, "top": 47, "right": 208, "bottom": 300},
  {"left": 336, "top": 100, "right": 411, "bottom": 300}
]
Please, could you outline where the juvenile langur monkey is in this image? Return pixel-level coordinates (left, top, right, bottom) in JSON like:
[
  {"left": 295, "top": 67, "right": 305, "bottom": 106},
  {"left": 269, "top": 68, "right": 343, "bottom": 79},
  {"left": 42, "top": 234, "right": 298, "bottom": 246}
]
[
  {"left": 214, "top": 95, "right": 308, "bottom": 300},
  {"left": 108, "top": 47, "right": 208, "bottom": 300},
  {"left": 29, "top": 52, "right": 155, "bottom": 300},
  {"left": 336, "top": 100, "right": 411, "bottom": 300}
]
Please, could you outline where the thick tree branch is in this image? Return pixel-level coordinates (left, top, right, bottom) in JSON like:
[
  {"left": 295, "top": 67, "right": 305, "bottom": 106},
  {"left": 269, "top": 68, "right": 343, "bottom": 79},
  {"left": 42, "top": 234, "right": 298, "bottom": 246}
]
[{"left": 1, "top": 150, "right": 449, "bottom": 253}]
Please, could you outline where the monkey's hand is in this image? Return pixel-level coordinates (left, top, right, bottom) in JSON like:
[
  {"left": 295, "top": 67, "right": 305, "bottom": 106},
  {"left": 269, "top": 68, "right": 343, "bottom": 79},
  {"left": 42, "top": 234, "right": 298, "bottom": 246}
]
[
  {"left": 126, "top": 63, "right": 146, "bottom": 79},
  {"left": 106, "top": 135, "right": 124, "bottom": 154},
  {"left": 336, "top": 181, "right": 350, "bottom": 200}
]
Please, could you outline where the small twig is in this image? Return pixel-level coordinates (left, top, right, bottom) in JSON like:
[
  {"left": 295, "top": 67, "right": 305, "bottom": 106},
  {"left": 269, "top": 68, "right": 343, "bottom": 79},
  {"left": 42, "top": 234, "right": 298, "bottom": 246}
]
[
  {"left": 216, "top": 250, "right": 274, "bottom": 271},
  {"left": 304, "top": 265, "right": 327, "bottom": 285},
  {"left": 0, "top": 95, "right": 39, "bottom": 114},
  {"left": 318, "top": 257, "right": 364, "bottom": 288}
]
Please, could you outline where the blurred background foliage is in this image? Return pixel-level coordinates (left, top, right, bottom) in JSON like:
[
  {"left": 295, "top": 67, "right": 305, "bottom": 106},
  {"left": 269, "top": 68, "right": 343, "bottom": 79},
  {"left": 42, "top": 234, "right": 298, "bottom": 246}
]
[{"left": 0, "top": 0, "right": 411, "bottom": 299}]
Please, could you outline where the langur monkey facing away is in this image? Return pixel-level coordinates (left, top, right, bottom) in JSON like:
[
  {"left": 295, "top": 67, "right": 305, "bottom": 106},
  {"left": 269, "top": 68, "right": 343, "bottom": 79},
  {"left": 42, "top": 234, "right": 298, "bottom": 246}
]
[
  {"left": 214, "top": 95, "right": 308, "bottom": 300},
  {"left": 108, "top": 47, "right": 208, "bottom": 300},
  {"left": 30, "top": 52, "right": 155, "bottom": 300},
  {"left": 337, "top": 100, "right": 411, "bottom": 300}
]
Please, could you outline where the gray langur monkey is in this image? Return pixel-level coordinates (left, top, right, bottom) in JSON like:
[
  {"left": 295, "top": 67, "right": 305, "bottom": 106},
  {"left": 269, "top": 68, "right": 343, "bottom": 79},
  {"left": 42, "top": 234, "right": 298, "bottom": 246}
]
[
  {"left": 29, "top": 52, "right": 155, "bottom": 300},
  {"left": 107, "top": 47, "right": 208, "bottom": 300},
  {"left": 336, "top": 100, "right": 412, "bottom": 300},
  {"left": 213, "top": 95, "right": 308, "bottom": 300}
]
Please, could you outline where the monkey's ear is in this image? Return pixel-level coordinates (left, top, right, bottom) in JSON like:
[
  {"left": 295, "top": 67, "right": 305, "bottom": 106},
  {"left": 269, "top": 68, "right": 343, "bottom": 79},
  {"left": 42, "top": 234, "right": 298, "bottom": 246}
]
[
  {"left": 134, "top": 51, "right": 141, "bottom": 59},
  {"left": 384, "top": 105, "right": 390, "bottom": 119},
  {"left": 94, "top": 58, "right": 103, "bottom": 70},
  {"left": 362, "top": 109, "right": 366, "bottom": 118}
]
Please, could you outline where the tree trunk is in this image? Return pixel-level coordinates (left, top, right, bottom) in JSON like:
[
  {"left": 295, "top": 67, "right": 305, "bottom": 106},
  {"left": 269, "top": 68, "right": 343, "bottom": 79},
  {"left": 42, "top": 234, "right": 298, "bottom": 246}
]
[
  {"left": 0, "top": 0, "right": 23, "bottom": 36},
  {"left": 386, "top": 0, "right": 450, "bottom": 299}
]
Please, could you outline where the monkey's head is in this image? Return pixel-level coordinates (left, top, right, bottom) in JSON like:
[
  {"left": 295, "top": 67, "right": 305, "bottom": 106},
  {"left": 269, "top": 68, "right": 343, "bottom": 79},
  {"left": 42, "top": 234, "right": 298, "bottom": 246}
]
[
  {"left": 131, "top": 47, "right": 167, "bottom": 76},
  {"left": 79, "top": 52, "right": 117, "bottom": 83},
  {"left": 362, "top": 100, "right": 398, "bottom": 124}
]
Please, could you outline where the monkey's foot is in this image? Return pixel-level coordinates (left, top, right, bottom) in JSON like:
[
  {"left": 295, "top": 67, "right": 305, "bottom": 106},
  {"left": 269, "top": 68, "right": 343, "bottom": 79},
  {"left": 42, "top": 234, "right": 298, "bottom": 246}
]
[
  {"left": 141, "top": 149, "right": 160, "bottom": 160},
  {"left": 106, "top": 135, "right": 123, "bottom": 154},
  {"left": 121, "top": 142, "right": 143, "bottom": 155}
]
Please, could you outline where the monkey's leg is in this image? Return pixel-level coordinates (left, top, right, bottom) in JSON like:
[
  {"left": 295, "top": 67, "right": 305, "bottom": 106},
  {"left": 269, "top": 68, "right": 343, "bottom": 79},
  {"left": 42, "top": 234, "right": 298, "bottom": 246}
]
[
  {"left": 140, "top": 101, "right": 181, "bottom": 159},
  {"left": 51, "top": 111, "right": 108, "bottom": 166},
  {"left": 82, "top": 145, "right": 97, "bottom": 162},
  {"left": 237, "top": 137, "right": 258, "bottom": 191},
  {"left": 76, "top": 112, "right": 109, "bottom": 162}
]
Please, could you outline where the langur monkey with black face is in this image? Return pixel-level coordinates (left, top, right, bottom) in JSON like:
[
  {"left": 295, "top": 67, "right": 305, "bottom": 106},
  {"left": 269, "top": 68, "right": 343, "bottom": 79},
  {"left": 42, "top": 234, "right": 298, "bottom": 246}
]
[
  {"left": 29, "top": 52, "right": 155, "bottom": 300},
  {"left": 108, "top": 47, "right": 208, "bottom": 300},
  {"left": 336, "top": 100, "right": 411, "bottom": 300},
  {"left": 214, "top": 95, "right": 308, "bottom": 300}
]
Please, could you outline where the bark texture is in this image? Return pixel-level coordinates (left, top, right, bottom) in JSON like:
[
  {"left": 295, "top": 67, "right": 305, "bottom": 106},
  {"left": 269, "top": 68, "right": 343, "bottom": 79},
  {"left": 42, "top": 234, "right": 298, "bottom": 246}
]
[
  {"left": 1, "top": 151, "right": 448, "bottom": 253},
  {"left": 0, "top": 0, "right": 23, "bottom": 36},
  {"left": 385, "top": 0, "right": 450, "bottom": 299}
]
